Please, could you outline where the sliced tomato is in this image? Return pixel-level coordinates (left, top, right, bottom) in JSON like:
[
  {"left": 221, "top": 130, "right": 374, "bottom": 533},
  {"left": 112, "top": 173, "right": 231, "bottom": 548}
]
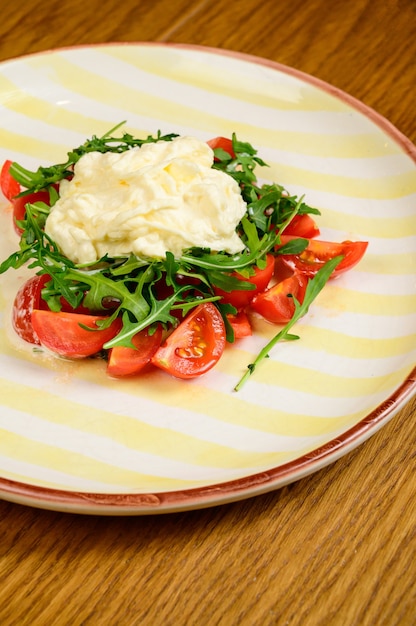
[
  {"left": 107, "top": 325, "right": 163, "bottom": 377},
  {"left": 283, "top": 214, "right": 320, "bottom": 238},
  {"left": 213, "top": 253, "right": 275, "bottom": 310},
  {"left": 151, "top": 303, "right": 226, "bottom": 379},
  {"left": 12, "top": 275, "right": 51, "bottom": 345},
  {"left": 278, "top": 237, "right": 368, "bottom": 278},
  {"left": 12, "top": 190, "right": 52, "bottom": 235},
  {"left": 207, "top": 136, "right": 235, "bottom": 161},
  {"left": 31, "top": 310, "right": 122, "bottom": 358},
  {"left": 0, "top": 160, "right": 20, "bottom": 201},
  {"left": 251, "top": 272, "right": 308, "bottom": 324},
  {"left": 226, "top": 311, "right": 252, "bottom": 339}
]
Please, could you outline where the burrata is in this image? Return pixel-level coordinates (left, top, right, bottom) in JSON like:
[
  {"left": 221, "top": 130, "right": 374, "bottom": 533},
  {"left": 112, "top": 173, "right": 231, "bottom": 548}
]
[{"left": 45, "top": 136, "right": 248, "bottom": 264}]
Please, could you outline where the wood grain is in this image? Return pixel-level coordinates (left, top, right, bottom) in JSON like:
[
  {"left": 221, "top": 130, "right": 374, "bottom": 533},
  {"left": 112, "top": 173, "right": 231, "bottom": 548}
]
[{"left": 0, "top": 1, "right": 415, "bottom": 625}]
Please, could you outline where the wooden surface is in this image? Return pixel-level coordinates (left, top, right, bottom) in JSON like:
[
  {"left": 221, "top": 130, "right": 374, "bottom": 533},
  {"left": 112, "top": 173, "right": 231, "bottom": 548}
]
[{"left": 0, "top": 1, "right": 415, "bottom": 624}]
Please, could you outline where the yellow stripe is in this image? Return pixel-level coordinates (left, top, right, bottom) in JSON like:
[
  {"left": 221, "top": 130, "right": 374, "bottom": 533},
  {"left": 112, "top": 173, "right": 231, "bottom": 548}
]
[
  {"left": 0, "top": 318, "right": 413, "bottom": 437},
  {"left": 318, "top": 209, "right": 416, "bottom": 238},
  {"left": 317, "top": 286, "right": 416, "bottom": 316},
  {"left": 0, "top": 428, "right": 194, "bottom": 490},
  {"left": 267, "top": 160, "right": 416, "bottom": 200},
  {"left": 239, "top": 129, "right": 399, "bottom": 160},
  {"left": 357, "top": 252, "right": 416, "bottom": 275},
  {"left": 104, "top": 46, "right": 350, "bottom": 113},
  {"left": 0, "top": 468, "right": 73, "bottom": 492},
  {"left": 0, "top": 335, "right": 378, "bottom": 439},
  {"left": 31, "top": 358, "right": 402, "bottom": 433},
  {"left": 24, "top": 54, "right": 401, "bottom": 159},
  {"left": 101, "top": 46, "right": 410, "bottom": 176},
  {"left": 0, "top": 75, "right": 140, "bottom": 138},
  {"left": 218, "top": 348, "right": 413, "bottom": 397},
  {"left": 274, "top": 326, "right": 416, "bottom": 360},
  {"left": 0, "top": 376, "right": 294, "bottom": 470},
  {"left": 245, "top": 317, "right": 416, "bottom": 359},
  {"left": 0, "top": 127, "right": 66, "bottom": 162}
]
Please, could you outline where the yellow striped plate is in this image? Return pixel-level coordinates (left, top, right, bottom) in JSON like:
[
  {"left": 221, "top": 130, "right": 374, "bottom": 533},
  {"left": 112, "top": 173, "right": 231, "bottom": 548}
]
[{"left": 0, "top": 43, "right": 415, "bottom": 514}]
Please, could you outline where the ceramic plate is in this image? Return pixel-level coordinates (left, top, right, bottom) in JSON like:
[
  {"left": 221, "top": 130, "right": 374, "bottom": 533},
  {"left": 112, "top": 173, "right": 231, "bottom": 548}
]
[{"left": 0, "top": 43, "right": 415, "bottom": 515}]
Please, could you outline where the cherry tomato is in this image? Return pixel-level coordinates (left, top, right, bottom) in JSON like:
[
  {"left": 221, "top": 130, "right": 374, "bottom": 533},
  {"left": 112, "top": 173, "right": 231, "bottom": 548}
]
[
  {"left": 151, "top": 303, "right": 226, "bottom": 379},
  {"left": 12, "top": 275, "right": 51, "bottom": 345},
  {"left": 31, "top": 310, "right": 122, "bottom": 358},
  {"left": 278, "top": 237, "right": 368, "bottom": 278},
  {"left": 251, "top": 272, "right": 308, "bottom": 324},
  {"left": 0, "top": 160, "right": 20, "bottom": 201},
  {"left": 12, "top": 190, "right": 52, "bottom": 235},
  {"left": 59, "top": 294, "right": 96, "bottom": 315},
  {"left": 206, "top": 137, "right": 235, "bottom": 160},
  {"left": 213, "top": 253, "right": 275, "bottom": 310},
  {"left": 107, "top": 325, "right": 163, "bottom": 377},
  {"left": 226, "top": 311, "right": 252, "bottom": 339},
  {"left": 283, "top": 214, "right": 320, "bottom": 238}
]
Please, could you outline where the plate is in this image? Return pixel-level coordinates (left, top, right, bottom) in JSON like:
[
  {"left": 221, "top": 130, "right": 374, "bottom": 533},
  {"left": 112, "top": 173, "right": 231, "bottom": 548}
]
[{"left": 0, "top": 43, "right": 415, "bottom": 515}]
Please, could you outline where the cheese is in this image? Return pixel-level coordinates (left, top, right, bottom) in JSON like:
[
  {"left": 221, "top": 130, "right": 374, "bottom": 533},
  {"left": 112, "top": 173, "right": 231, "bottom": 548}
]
[{"left": 45, "top": 136, "right": 248, "bottom": 264}]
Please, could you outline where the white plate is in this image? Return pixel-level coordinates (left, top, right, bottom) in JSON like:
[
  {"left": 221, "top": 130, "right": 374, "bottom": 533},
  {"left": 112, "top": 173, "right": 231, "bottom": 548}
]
[{"left": 0, "top": 43, "right": 415, "bottom": 515}]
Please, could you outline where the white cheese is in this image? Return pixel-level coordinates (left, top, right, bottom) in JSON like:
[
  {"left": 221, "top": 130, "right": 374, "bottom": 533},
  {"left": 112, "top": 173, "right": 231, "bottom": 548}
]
[{"left": 45, "top": 136, "right": 247, "bottom": 264}]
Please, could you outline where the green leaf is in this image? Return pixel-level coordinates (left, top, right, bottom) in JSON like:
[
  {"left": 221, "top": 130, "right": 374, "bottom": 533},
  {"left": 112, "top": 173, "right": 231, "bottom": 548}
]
[
  {"left": 212, "top": 147, "right": 233, "bottom": 162},
  {"left": 103, "top": 285, "right": 189, "bottom": 348},
  {"left": 234, "top": 255, "right": 344, "bottom": 391},
  {"left": 208, "top": 270, "right": 254, "bottom": 292},
  {"left": 276, "top": 238, "right": 309, "bottom": 255}
]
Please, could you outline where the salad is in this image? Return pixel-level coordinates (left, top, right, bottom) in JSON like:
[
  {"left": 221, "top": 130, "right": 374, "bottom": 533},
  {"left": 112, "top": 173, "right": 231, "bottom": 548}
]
[{"left": 0, "top": 124, "right": 367, "bottom": 390}]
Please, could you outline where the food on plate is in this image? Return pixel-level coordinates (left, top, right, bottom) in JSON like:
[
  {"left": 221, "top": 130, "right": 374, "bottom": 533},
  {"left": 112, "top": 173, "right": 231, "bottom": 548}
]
[{"left": 0, "top": 125, "right": 368, "bottom": 389}]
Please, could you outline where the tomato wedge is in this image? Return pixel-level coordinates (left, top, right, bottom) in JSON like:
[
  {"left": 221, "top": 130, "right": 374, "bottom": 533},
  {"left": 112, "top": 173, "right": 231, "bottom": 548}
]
[
  {"left": 278, "top": 237, "right": 368, "bottom": 278},
  {"left": 226, "top": 311, "right": 252, "bottom": 339},
  {"left": 12, "top": 190, "right": 52, "bottom": 235},
  {"left": 251, "top": 272, "right": 308, "bottom": 324},
  {"left": 283, "top": 214, "right": 320, "bottom": 239},
  {"left": 213, "top": 253, "right": 275, "bottom": 310},
  {"left": 31, "top": 310, "right": 122, "bottom": 358},
  {"left": 0, "top": 160, "right": 20, "bottom": 201},
  {"left": 207, "top": 136, "right": 235, "bottom": 160},
  {"left": 151, "top": 303, "right": 226, "bottom": 379},
  {"left": 12, "top": 275, "right": 51, "bottom": 345},
  {"left": 107, "top": 325, "right": 163, "bottom": 377}
]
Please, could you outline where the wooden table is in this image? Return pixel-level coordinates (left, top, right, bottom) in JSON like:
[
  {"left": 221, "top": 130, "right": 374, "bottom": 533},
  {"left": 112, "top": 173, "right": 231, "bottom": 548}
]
[{"left": 0, "top": 1, "right": 415, "bottom": 624}]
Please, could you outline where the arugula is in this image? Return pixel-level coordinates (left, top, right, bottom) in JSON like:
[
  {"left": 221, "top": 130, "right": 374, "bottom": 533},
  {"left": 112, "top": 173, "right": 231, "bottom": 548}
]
[
  {"left": 0, "top": 124, "right": 335, "bottom": 388},
  {"left": 234, "top": 255, "right": 343, "bottom": 391}
]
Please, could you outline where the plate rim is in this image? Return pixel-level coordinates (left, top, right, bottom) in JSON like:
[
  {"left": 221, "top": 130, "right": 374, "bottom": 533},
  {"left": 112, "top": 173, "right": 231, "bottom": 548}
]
[{"left": 0, "top": 41, "right": 415, "bottom": 514}]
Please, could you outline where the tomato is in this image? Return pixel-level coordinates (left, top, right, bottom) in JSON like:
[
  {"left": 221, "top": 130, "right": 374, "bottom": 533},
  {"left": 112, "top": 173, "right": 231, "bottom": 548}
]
[
  {"left": 226, "top": 311, "right": 252, "bottom": 339},
  {"left": 278, "top": 237, "right": 368, "bottom": 278},
  {"left": 151, "top": 303, "right": 226, "bottom": 379},
  {"left": 31, "top": 310, "right": 122, "bottom": 358},
  {"left": 206, "top": 136, "right": 235, "bottom": 160},
  {"left": 251, "top": 272, "right": 308, "bottom": 324},
  {"left": 0, "top": 160, "right": 20, "bottom": 201},
  {"left": 107, "top": 325, "right": 163, "bottom": 377},
  {"left": 283, "top": 214, "right": 320, "bottom": 238},
  {"left": 58, "top": 292, "right": 96, "bottom": 315},
  {"left": 12, "top": 190, "right": 52, "bottom": 235},
  {"left": 12, "top": 275, "right": 51, "bottom": 345},
  {"left": 213, "top": 253, "right": 275, "bottom": 310}
]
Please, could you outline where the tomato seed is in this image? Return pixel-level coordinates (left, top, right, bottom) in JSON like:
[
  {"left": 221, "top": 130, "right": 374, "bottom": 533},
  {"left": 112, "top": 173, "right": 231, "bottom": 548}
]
[{"left": 175, "top": 346, "right": 204, "bottom": 359}]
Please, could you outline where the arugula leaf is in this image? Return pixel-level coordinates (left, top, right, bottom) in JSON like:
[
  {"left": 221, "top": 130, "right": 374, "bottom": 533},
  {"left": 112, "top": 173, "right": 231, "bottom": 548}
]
[
  {"left": 276, "top": 238, "right": 309, "bottom": 255},
  {"left": 234, "top": 256, "right": 344, "bottom": 391}
]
